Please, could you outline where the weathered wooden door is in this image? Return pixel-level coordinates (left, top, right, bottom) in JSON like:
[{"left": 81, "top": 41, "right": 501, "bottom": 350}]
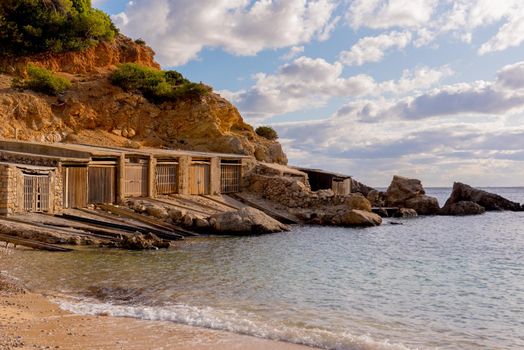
[
  {"left": 63, "top": 166, "right": 88, "bottom": 209},
  {"left": 88, "top": 166, "right": 116, "bottom": 204},
  {"left": 220, "top": 164, "right": 241, "bottom": 193},
  {"left": 190, "top": 163, "right": 210, "bottom": 195},
  {"left": 125, "top": 163, "right": 148, "bottom": 197},
  {"left": 23, "top": 175, "right": 50, "bottom": 212},
  {"left": 156, "top": 163, "right": 178, "bottom": 195}
]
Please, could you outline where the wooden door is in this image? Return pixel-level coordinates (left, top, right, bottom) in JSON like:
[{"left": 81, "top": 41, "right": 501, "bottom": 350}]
[
  {"left": 88, "top": 166, "right": 116, "bottom": 204},
  {"left": 190, "top": 163, "right": 210, "bottom": 195},
  {"left": 63, "top": 167, "right": 88, "bottom": 209},
  {"left": 220, "top": 164, "right": 241, "bottom": 193},
  {"left": 125, "top": 163, "right": 148, "bottom": 197},
  {"left": 23, "top": 175, "right": 50, "bottom": 212},
  {"left": 156, "top": 163, "right": 178, "bottom": 195}
]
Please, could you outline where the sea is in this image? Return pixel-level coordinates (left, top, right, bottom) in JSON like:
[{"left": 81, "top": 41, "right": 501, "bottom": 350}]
[{"left": 1, "top": 188, "right": 523, "bottom": 350}]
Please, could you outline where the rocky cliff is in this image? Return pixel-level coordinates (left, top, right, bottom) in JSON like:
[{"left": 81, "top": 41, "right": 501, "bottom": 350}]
[{"left": 0, "top": 35, "right": 287, "bottom": 164}]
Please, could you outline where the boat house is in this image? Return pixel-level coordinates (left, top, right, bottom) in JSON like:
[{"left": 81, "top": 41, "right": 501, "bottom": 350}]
[
  {"left": 0, "top": 140, "right": 252, "bottom": 215},
  {"left": 294, "top": 167, "right": 352, "bottom": 195}
]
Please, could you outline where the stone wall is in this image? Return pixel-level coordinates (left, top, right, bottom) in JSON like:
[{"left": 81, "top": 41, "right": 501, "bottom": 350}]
[{"left": 0, "top": 164, "right": 62, "bottom": 215}]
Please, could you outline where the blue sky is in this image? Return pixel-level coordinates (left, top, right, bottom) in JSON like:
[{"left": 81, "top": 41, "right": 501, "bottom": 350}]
[{"left": 94, "top": 0, "right": 524, "bottom": 186}]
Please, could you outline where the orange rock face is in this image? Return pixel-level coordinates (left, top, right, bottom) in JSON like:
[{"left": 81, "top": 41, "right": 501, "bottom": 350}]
[{"left": 0, "top": 36, "right": 287, "bottom": 164}]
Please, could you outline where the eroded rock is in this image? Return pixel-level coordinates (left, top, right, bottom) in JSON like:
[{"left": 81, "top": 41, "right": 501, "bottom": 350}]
[
  {"left": 440, "top": 200, "right": 485, "bottom": 216},
  {"left": 442, "top": 182, "right": 522, "bottom": 212},
  {"left": 210, "top": 207, "right": 289, "bottom": 234},
  {"left": 385, "top": 176, "right": 440, "bottom": 215}
]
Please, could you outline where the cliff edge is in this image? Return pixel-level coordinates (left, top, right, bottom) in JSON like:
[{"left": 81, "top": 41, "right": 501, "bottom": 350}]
[{"left": 0, "top": 35, "right": 287, "bottom": 164}]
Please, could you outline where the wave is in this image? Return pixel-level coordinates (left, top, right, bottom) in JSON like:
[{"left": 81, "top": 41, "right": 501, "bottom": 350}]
[{"left": 55, "top": 298, "right": 418, "bottom": 350}]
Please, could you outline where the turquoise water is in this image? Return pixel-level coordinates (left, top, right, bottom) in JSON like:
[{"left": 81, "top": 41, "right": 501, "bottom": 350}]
[{"left": 1, "top": 188, "right": 523, "bottom": 350}]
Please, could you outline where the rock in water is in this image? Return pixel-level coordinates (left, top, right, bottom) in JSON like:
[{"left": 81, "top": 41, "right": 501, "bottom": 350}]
[
  {"left": 339, "top": 209, "right": 382, "bottom": 227},
  {"left": 404, "top": 195, "right": 440, "bottom": 215},
  {"left": 442, "top": 182, "right": 522, "bottom": 212},
  {"left": 210, "top": 207, "right": 289, "bottom": 234},
  {"left": 394, "top": 208, "right": 418, "bottom": 218},
  {"left": 385, "top": 175, "right": 440, "bottom": 215},
  {"left": 440, "top": 201, "right": 485, "bottom": 216}
]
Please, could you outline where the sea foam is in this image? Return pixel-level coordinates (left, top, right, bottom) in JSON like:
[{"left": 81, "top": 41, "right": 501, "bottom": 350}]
[{"left": 56, "top": 298, "right": 417, "bottom": 350}]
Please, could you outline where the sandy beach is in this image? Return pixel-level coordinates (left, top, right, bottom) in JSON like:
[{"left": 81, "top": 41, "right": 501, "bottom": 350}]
[{"left": 0, "top": 272, "right": 317, "bottom": 350}]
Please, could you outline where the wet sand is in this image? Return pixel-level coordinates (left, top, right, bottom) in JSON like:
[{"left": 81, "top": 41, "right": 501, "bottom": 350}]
[{"left": 0, "top": 273, "right": 318, "bottom": 350}]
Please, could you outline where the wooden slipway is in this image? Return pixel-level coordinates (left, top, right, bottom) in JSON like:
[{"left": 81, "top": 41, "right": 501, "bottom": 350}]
[{"left": 227, "top": 193, "right": 299, "bottom": 225}]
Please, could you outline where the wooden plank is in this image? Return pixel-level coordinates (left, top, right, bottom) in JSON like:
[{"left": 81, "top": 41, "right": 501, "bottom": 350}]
[
  {"left": 98, "top": 204, "right": 199, "bottom": 237},
  {"left": 228, "top": 193, "right": 299, "bottom": 225},
  {"left": 0, "top": 233, "right": 72, "bottom": 252},
  {"left": 148, "top": 198, "right": 212, "bottom": 216},
  {"left": 201, "top": 195, "right": 241, "bottom": 210},
  {"left": 58, "top": 213, "right": 183, "bottom": 241}
]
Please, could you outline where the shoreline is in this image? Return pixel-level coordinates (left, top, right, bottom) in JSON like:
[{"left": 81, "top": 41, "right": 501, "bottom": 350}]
[{"left": 0, "top": 272, "right": 319, "bottom": 350}]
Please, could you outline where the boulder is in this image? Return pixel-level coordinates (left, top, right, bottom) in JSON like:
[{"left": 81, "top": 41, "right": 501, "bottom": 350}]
[
  {"left": 338, "top": 209, "right": 382, "bottom": 227},
  {"left": 385, "top": 176, "right": 440, "bottom": 215},
  {"left": 210, "top": 207, "right": 289, "bottom": 234},
  {"left": 120, "top": 233, "right": 169, "bottom": 250},
  {"left": 394, "top": 208, "right": 418, "bottom": 218},
  {"left": 443, "top": 182, "right": 522, "bottom": 212},
  {"left": 145, "top": 205, "right": 169, "bottom": 219},
  {"left": 405, "top": 195, "right": 440, "bottom": 215},
  {"left": 386, "top": 175, "right": 426, "bottom": 206},
  {"left": 168, "top": 208, "right": 187, "bottom": 223},
  {"left": 181, "top": 213, "right": 195, "bottom": 227},
  {"left": 346, "top": 193, "right": 372, "bottom": 212},
  {"left": 194, "top": 218, "right": 210, "bottom": 229},
  {"left": 440, "top": 201, "right": 485, "bottom": 216}
]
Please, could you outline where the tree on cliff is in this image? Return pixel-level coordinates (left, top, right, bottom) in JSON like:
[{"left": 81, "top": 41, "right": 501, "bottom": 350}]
[{"left": 0, "top": 0, "right": 116, "bottom": 56}]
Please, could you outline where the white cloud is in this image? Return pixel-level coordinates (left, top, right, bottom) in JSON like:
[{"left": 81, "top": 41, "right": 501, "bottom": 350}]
[
  {"left": 280, "top": 46, "right": 305, "bottom": 60},
  {"left": 222, "top": 57, "right": 450, "bottom": 120},
  {"left": 346, "top": 0, "right": 437, "bottom": 29},
  {"left": 479, "top": 12, "right": 524, "bottom": 54},
  {"left": 497, "top": 61, "right": 524, "bottom": 89},
  {"left": 266, "top": 60, "right": 524, "bottom": 186},
  {"left": 113, "top": 0, "right": 338, "bottom": 66},
  {"left": 339, "top": 31, "right": 412, "bottom": 66}
]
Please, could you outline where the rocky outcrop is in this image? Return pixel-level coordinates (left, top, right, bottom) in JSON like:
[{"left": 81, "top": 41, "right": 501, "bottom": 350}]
[
  {"left": 442, "top": 182, "right": 522, "bottom": 212},
  {"left": 0, "top": 35, "right": 159, "bottom": 75},
  {"left": 440, "top": 201, "right": 485, "bottom": 216},
  {"left": 210, "top": 207, "right": 289, "bottom": 234},
  {"left": 0, "top": 36, "right": 287, "bottom": 164},
  {"left": 350, "top": 179, "right": 376, "bottom": 197},
  {"left": 385, "top": 176, "right": 440, "bottom": 215}
]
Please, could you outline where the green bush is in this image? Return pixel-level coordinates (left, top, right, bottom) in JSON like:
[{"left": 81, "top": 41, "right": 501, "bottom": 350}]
[
  {"left": 13, "top": 64, "right": 71, "bottom": 95},
  {"left": 110, "top": 63, "right": 211, "bottom": 103},
  {"left": 0, "top": 0, "right": 116, "bottom": 56},
  {"left": 255, "top": 126, "right": 278, "bottom": 140},
  {"left": 134, "top": 38, "right": 146, "bottom": 45}
]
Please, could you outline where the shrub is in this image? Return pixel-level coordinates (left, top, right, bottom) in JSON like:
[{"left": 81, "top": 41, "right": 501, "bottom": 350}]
[
  {"left": 134, "top": 38, "right": 146, "bottom": 45},
  {"left": 110, "top": 63, "right": 211, "bottom": 103},
  {"left": 13, "top": 65, "right": 71, "bottom": 95},
  {"left": 255, "top": 126, "right": 278, "bottom": 140},
  {"left": 0, "top": 0, "right": 116, "bottom": 56}
]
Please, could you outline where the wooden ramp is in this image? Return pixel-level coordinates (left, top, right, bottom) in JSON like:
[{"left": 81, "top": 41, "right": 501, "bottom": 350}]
[
  {"left": 98, "top": 204, "right": 199, "bottom": 237},
  {"left": 0, "top": 233, "right": 72, "bottom": 252},
  {"left": 227, "top": 193, "right": 300, "bottom": 225},
  {"left": 200, "top": 195, "right": 242, "bottom": 210},
  {"left": 57, "top": 212, "right": 183, "bottom": 241}
]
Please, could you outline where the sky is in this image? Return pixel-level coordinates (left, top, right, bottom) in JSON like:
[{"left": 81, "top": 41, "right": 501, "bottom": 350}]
[{"left": 93, "top": 0, "right": 524, "bottom": 187}]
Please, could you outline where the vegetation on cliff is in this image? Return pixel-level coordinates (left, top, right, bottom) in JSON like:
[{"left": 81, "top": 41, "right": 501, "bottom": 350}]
[
  {"left": 0, "top": 0, "right": 115, "bottom": 56},
  {"left": 110, "top": 63, "right": 212, "bottom": 103},
  {"left": 255, "top": 126, "right": 279, "bottom": 140},
  {"left": 12, "top": 64, "right": 71, "bottom": 95}
]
